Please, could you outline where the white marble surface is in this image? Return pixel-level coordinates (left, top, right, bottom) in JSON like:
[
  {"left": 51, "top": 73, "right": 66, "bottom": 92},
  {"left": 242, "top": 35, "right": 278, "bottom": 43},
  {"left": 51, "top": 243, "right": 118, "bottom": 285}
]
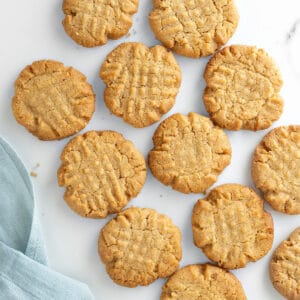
[{"left": 0, "top": 1, "right": 299, "bottom": 299}]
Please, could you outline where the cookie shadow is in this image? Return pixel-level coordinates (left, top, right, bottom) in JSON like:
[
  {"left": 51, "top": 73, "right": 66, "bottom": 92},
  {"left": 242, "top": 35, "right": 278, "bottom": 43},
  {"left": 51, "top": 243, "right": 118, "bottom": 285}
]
[
  {"left": 0, "top": 70, "right": 25, "bottom": 140},
  {"left": 51, "top": 0, "right": 79, "bottom": 49},
  {"left": 92, "top": 70, "right": 108, "bottom": 123},
  {"left": 180, "top": 196, "right": 210, "bottom": 267},
  {"left": 263, "top": 258, "right": 284, "bottom": 299}
]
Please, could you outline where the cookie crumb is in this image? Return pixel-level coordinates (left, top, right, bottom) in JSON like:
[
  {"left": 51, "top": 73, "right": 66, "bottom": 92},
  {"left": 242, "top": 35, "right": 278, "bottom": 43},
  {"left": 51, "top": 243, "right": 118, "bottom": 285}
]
[
  {"left": 30, "top": 163, "right": 40, "bottom": 177},
  {"left": 33, "top": 163, "right": 40, "bottom": 170}
]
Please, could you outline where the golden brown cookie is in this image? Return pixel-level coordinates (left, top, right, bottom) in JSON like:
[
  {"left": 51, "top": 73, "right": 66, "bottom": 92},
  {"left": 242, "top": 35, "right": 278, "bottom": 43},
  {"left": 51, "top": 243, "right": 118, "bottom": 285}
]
[
  {"left": 100, "top": 42, "right": 181, "bottom": 128},
  {"left": 192, "top": 184, "right": 274, "bottom": 269},
  {"left": 148, "top": 113, "right": 231, "bottom": 194},
  {"left": 203, "top": 45, "right": 283, "bottom": 130},
  {"left": 149, "top": 0, "right": 239, "bottom": 58},
  {"left": 98, "top": 207, "right": 182, "bottom": 287},
  {"left": 57, "top": 131, "right": 146, "bottom": 218},
  {"left": 161, "top": 264, "right": 247, "bottom": 300},
  {"left": 252, "top": 125, "right": 300, "bottom": 214},
  {"left": 62, "top": 0, "right": 139, "bottom": 47},
  {"left": 12, "top": 60, "right": 95, "bottom": 141},
  {"left": 270, "top": 228, "right": 300, "bottom": 300}
]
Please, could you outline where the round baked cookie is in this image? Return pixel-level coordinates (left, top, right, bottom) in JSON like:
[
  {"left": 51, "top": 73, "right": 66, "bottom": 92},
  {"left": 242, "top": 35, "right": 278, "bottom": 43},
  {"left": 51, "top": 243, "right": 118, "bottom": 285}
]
[
  {"left": 98, "top": 207, "right": 182, "bottom": 287},
  {"left": 161, "top": 264, "right": 246, "bottom": 300},
  {"left": 270, "top": 228, "right": 300, "bottom": 300},
  {"left": 100, "top": 42, "right": 181, "bottom": 128},
  {"left": 192, "top": 184, "right": 274, "bottom": 269},
  {"left": 149, "top": 0, "right": 239, "bottom": 58},
  {"left": 203, "top": 45, "right": 283, "bottom": 130},
  {"left": 62, "top": 0, "right": 139, "bottom": 47},
  {"left": 252, "top": 126, "right": 300, "bottom": 214},
  {"left": 57, "top": 131, "right": 146, "bottom": 218},
  {"left": 12, "top": 60, "right": 95, "bottom": 141},
  {"left": 148, "top": 113, "right": 231, "bottom": 194}
]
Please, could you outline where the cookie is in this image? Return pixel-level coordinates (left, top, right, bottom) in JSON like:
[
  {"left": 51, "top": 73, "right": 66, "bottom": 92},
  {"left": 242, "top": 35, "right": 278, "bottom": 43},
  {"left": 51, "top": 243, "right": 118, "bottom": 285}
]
[
  {"left": 57, "top": 131, "right": 146, "bottom": 218},
  {"left": 161, "top": 264, "right": 246, "bottom": 300},
  {"left": 100, "top": 42, "right": 181, "bottom": 128},
  {"left": 148, "top": 113, "right": 231, "bottom": 194},
  {"left": 270, "top": 228, "right": 300, "bottom": 300},
  {"left": 12, "top": 60, "right": 95, "bottom": 141},
  {"left": 203, "top": 45, "right": 283, "bottom": 130},
  {"left": 98, "top": 207, "right": 182, "bottom": 287},
  {"left": 192, "top": 184, "right": 274, "bottom": 269},
  {"left": 252, "top": 125, "right": 300, "bottom": 214},
  {"left": 62, "top": 0, "right": 139, "bottom": 47},
  {"left": 149, "top": 0, "right": 239, "bottom": 58}
]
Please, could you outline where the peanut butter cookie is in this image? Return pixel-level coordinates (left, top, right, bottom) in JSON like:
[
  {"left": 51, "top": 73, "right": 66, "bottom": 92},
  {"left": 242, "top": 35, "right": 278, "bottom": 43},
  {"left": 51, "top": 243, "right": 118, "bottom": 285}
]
[
  {"left": 100, "top": 42, "right": 181, "bottom": 127},
  {"left": 148, "top": 113, "right": 231, "bottom": 194},
  {"left": 270, "top": 227, "right": 300, "bottom": 300},
  {"left": 12, "top": 60, "right": 95, "bottom": 140},
  {"left": 192, "top": 184, "right": 274, "bottom": 269},
  {"left": 149, "top": 0, "right": 239, "bottom": 58},
  {"left": 62, "top": 0, "right": 139, "bottom": 47},
  {"left": 98, "top": 207, "right": 182, "bottom": 287},
  {"left": 203, "top": 45, "right": 283, "bottom": 130},
  {"left": 161, "top": 264, "right": 246, "bottom": 300},
  {"left": 57, "top": 131, "right": 146, "bottom": 218},
  {"left": 252, "top": 125, "right": 300, "bottom": 214}
]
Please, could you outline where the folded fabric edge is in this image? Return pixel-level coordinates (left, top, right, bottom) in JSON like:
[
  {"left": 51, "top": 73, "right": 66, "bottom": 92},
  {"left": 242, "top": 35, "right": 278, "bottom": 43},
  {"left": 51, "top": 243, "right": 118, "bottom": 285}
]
[
  {"left": 0, "top": 137, "right": 47, "bottom": 263},
  {"left": 0, "top": 241, "right": 94, "bottom": 300}
]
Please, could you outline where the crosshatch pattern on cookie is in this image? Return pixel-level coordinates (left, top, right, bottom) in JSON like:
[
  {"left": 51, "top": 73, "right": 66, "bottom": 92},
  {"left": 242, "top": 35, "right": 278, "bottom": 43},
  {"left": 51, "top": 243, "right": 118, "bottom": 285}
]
[
  {"left": 270, "top": 227, "right": 300, "bottom": 300},
  {"left": 203, "top": 45, "right": 283, "bottom": 130},
  {"left": 252, "top": 125, "right": 300, "bottom": 214},
  {"left": 98, "top": 207, "right": 182, "bottom": 287},
  {"left": 149, "top": 113, "right": 231, "bottom": 194},
  {"left": 149, "top": 0, "right": 239, "bottom": 58},
  {"left": 58, "top": 131, "right": 146, "bottom": 218},
  {"left": 192, "top": 184, "right": 274, "bottom": 269},
  {"left": 100, "top": 42, "right": 181, "bottom": 128},
  {"left": 161, "top": 264, "right": 247, "bottom": 300},
  {"left": 63, "top": 0, "right": 139, "bottom": 47},
  {"left": 12, "top": 60, "right": 95, "bottom": 140}
]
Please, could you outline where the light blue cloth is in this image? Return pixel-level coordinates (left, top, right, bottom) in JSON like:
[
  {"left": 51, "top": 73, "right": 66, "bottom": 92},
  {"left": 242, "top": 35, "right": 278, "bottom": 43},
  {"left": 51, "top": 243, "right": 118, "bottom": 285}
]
[{"left": 0, "top": 138, "right": 94, "bottom": 300}]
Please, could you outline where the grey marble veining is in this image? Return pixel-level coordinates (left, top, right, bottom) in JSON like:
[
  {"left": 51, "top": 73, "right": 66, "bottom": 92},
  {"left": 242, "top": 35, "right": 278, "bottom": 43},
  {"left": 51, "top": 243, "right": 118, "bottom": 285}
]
[{"left": 286, "top": 18, "right": 300, "bottom": 77}]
